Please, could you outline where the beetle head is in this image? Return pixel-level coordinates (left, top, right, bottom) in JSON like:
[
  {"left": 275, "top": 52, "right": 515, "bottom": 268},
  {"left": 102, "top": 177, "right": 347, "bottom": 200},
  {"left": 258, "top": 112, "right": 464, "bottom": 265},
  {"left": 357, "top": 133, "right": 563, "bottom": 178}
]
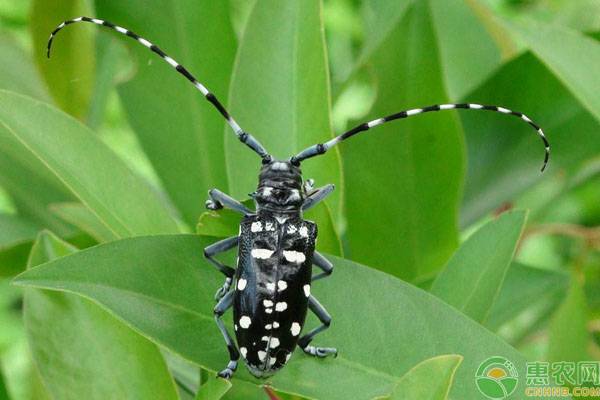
[{"left": 253, "top": 160, "right": 304, "bottom": 211}]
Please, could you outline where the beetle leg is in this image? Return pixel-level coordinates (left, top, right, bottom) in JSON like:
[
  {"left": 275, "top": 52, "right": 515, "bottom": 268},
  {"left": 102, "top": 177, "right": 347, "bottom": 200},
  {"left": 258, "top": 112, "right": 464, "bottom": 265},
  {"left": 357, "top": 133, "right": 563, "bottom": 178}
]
[
  {"left": 206, "top": 188, "right": 253, "bottom": 216},
  {"left": 302, "top": 184, "right": 335, "bottom": 212},
  {"left": 203, "top": 236, "right": 239, "bottom": 300},
  {"left": 311, "top": 251, "right": 333, "bottom": 282},
  {"left": 214, "top": 290, "right": 239, "bottom": 379},
  {"left": 298, "top": 295, "right": 337, "bottom": 358}
]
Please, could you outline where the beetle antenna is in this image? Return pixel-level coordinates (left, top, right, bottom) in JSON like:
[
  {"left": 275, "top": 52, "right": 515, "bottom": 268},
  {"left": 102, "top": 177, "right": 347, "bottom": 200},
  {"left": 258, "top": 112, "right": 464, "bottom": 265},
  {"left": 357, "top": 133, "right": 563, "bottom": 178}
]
[
  {"left": 48, "top": 17, "right": 271, "bottom": 161},
  {"left": 291, "top": 103, "right": 550, "bottom": 172}
]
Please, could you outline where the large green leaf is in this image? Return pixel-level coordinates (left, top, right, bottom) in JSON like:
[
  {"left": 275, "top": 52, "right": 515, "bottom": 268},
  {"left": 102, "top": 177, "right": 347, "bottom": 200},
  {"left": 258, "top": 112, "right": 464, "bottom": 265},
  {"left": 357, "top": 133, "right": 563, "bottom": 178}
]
[
  {"left": 224, "top": 0, "right": 343, "bottom": 226},
  {"left": 374, "top": 355, "right": 462, "bottom": 400},
  {"left": 30, "top": 0, "right": 95, "bottom": 119},
  {"left": 431, "top": 210, "right": 527, "bottom": 323},
  {"left": 15, "top": 234, "right": 547, "bottom": 400},
  {"left": 50, "top": 202, "right": 117, "bottom": 243},
  {"left": 0, "top": 90, "right": 179, "bottom": 237},
  {"left": 195, "top": 378, "right": 232, "bottom": 400},
  {"left": 547, "top": 276, "right": 591, "bottom": 363},
  {"left": 344, "top": 1, "right": 464, "bottom": 280},
  {"left": 486, "top": 262, "right": 569, "bottom": 341},
  {"left": 24, "top": 231, "right": 179, "bottom": 400},
  {"left": 0, "top": 35, "right": 50, "bottom": 102},
  {"left": 460, "top": 53, "right": 600, "bottom": 226},
  {"left": 95, "top": 1, "right": 236, "bottom": 227},
  {"left": 510, "top": 20, "right": 600, "bottom": 125},
  {"left": 0, "top": 214, "right": 38, "bottom": 277},
  {"left": 428, "top": 0, "right": 502, "bottom": 100}
]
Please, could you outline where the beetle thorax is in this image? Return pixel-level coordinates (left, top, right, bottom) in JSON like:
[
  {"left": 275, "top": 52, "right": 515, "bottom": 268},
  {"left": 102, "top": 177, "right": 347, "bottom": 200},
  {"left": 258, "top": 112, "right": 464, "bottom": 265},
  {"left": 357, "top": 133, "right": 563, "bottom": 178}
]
[{"left": 254, "top": 161, "right": 304, "bottom": 218}]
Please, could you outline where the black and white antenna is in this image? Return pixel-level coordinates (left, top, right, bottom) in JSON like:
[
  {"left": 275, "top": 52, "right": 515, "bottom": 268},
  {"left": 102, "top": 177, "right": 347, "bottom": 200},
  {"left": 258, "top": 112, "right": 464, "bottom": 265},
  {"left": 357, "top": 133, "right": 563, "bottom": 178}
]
[
  {"left": 48, "top": 17, "right": 272, "bottom": 161},
  {"left": 292, "top": 103, "right": 550, "bottom": 171}
]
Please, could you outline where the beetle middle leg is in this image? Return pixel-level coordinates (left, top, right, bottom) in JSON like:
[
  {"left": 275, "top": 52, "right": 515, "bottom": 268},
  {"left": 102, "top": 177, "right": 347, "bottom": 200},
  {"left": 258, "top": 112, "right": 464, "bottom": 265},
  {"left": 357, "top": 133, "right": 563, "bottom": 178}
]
[
  {"left": 206, "top": 188, "right": 253, "bottom": 215},
  {"left": 298, "top": 295, "right": 337, "bottom": 358},
  {"left": 214, "top": 291, "right": 240, "bottom": 379},
  {"left": 203, "top": 236, "right": 238, "bottom": 301},
  {"left": 312, "top": 251, "right": 333, "bottom": 282}
]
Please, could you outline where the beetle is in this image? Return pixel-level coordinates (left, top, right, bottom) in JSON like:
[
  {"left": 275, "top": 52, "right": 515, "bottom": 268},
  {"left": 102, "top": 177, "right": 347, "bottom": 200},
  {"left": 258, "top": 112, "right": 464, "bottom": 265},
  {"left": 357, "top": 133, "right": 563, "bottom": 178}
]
[{"left": 48, "top": 17, "right": 550, "bottom": 379}]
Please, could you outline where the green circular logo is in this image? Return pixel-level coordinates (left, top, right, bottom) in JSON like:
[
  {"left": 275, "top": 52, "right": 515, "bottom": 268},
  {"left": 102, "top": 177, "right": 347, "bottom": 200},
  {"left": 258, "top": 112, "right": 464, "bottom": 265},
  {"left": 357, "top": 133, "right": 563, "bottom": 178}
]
[{"left": 475, "top": 356, "right": 519, "bottom": 399}]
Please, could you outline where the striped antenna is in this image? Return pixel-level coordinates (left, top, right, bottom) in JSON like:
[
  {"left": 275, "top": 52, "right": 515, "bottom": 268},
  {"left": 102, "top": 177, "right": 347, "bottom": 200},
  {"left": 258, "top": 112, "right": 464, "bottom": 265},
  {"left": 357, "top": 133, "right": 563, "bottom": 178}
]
[
  {"left": 291, "top": 103, "right": 550, "bottom": 172},
  {"left": 47, "top": 17, "right": 271, "bottom": 160}
]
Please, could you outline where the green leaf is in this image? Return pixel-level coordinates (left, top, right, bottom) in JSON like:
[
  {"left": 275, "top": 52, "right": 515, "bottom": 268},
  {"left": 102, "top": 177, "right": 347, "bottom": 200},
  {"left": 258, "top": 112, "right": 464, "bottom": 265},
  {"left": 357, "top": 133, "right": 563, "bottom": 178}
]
[
  {"left": 197, "top": 201, "right": 342, "bottom": 256},
  {"left": 375, "top": 355, "right": 462, "bottom": 400},
  {"left": 30, "top": 0, "right": 95, "bottom": 119},
  {"left": 0, "top": 90, "right": 179, "bottom": 237},
  {"left": 0, "top": 35, "right": 50, "bottom": 102},
  {"left": 460, "top": 52, "right": 600, "bottom": 226},
  {"left": 0, "top": 367, "right": 9, "bottom": 400},
  {"left": 195, "top": 378, "right": 232, "bottom": 400},
  {"left": 510, "top": 21, "right": 600, "bottom": 125},
  {"left": 431, "top": 210, "right": 527, "bottom": 323},
  {"left": 15, "top": 234, "right": 539, "bottom": 399},
  {"left": 344, "top": 1, "right": 464, "bottom": 280},
  {"left": 24, "top": 231, "right": 179, "bottom": 400},
  {"left": 224, "top": 0, "right": 344, "bottom": 226},
  {"left": 50, "top": 202, "right": 118, "bottom": 243},
  {"left": 547, "top": 275, "right": 591, "bottom": 363},
  {"left": 486, "top": 262, "right": 569, "bottom": 337},
  {"left": 0, "top": 214, "right": 39, "bottom": 277},
  {"left": 95, "top": 1, "right": 237, "bottom": 227}
]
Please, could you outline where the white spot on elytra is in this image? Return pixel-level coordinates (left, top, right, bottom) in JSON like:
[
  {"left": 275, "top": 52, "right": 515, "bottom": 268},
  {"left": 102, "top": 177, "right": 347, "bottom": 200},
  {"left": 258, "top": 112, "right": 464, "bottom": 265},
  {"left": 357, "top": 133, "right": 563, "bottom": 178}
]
[
  {"left": 251, "top": 248, "right": 273, "bottom": 259},
  {"left": 262, "top": 336, "right": 269, "bottom": 341},
  {"left": 251, "top": 222, "right": 262, "bottom": 232},
  {"left": 270, "top": 338, "right": 280, "bottom": 348},
  {"left": 234, "top": 324, "right": 238, "bottom": 331},
  {"left": 303, "top": 284, "right": 311, "bottom": 297},
  {"left": 299, "top": 226, "right": 309, "bottom": 238},
  {"left": 239, "top": 316, "right": 251, "bottom": 329},
  {"left": 266, "top": 282, "right": 275, "bottom": 292},
  {"left": 237, "top": 278, "right": 247, "bottom": 291},
  {"left": 240, "top": 347, "right": 247, "bottom": 358},
  {"left": 283, "top": 250, "right": 306, "bottom": 263},
  {"left": 265, "top": 324, "right": 272, "bottom": 330},
  {"left": 269, "top": 357, "right": 277, "bottom": 367},
  {"left": 291, "top": 322, "right": 301, "bottom": 336},
  {"left": 263, "top": 299, "right": 273, "bottom": 307},
  {"left": 273, "top": 321, "right": 280, "bottom": 328},
  {"left": 277, "top": 280, "right": 287, "bottom": 291},
  {"left": 258, "top": 351, "right": 266, "bottom": 361},
  {"left": 265, "top": 308, "right": 273, "bottom": 314},
  {"left": 275, "top": 302, "right": 288, "bottom": 312}
]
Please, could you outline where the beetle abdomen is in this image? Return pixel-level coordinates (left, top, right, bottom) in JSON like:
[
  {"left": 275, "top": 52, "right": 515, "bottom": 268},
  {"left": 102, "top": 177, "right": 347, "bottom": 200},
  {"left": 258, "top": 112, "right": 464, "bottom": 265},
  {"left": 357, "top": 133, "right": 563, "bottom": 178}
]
[{"left": 234, "top": 215, "right": 316, "bottom": 378}]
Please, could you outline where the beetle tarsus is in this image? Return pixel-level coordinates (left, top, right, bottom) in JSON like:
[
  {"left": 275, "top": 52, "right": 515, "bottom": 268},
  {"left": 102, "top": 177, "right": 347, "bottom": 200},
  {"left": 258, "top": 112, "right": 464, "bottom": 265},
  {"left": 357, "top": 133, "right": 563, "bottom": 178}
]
[
  {"left": 302, "top": 345, "right": 338, "bottom": 358},
  {"left": 205, "top": 199, "right": 223, "bottom": 211},
  {"left": 214, "top": 277, "right": 232, "bottom": 301},
  {"left": 217, "top": 360, "right": 237, "bottom": 379}
]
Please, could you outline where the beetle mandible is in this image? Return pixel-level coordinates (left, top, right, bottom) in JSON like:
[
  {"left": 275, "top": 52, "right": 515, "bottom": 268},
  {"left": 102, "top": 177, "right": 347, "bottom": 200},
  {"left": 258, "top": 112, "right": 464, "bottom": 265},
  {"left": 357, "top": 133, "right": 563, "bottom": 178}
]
[{"left": 48, "top": 17, "right": 550, "bottom": 379}]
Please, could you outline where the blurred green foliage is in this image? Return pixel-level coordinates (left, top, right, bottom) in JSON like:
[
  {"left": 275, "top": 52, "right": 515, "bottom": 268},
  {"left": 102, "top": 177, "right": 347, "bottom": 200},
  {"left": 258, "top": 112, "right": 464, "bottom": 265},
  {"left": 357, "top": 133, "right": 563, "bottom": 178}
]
[{"left": 0, "top": 0, "right": 599, "bottom": 399}]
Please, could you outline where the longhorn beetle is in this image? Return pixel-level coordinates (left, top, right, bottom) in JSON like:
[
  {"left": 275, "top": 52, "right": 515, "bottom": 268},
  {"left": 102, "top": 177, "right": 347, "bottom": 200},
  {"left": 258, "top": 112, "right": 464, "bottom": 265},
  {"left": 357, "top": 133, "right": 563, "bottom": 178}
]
[{"left": 48, "top": 17, "right": 550, "bottom": 379}]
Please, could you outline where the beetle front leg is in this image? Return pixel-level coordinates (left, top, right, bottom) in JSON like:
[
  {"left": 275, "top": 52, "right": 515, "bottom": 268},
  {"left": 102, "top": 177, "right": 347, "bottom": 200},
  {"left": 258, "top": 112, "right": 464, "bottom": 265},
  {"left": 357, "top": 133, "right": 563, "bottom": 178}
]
[
  {"left": 298, "top": 295, "right": 337, "bottom": 358},
  {"left": 206, "top": 188, "right": 253, "bottom": 216},
  {"left": 312, "top": 251, "right": 333, "bottom": 282},
  {"left": 302, "top": 184, "right": 335, "bottom": 212},
  {"left": 214, "top": 291, "right": 240, "bottom": 379},
  {"left": 204, "top": 236, "right": 238, "bottom": 301}
]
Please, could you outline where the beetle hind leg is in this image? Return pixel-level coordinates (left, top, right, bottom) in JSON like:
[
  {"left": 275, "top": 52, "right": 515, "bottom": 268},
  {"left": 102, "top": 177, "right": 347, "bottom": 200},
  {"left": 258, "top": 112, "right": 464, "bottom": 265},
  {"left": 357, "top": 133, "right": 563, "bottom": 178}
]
[
  {"left": 298, "top": 295, "right": 337, "bottom": 358},
  {"left": 214, "top": 291, "right": 240, "bottom": 379},
  {"left": 204, "top": 236, "right": 239, "bottom": 301}
]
